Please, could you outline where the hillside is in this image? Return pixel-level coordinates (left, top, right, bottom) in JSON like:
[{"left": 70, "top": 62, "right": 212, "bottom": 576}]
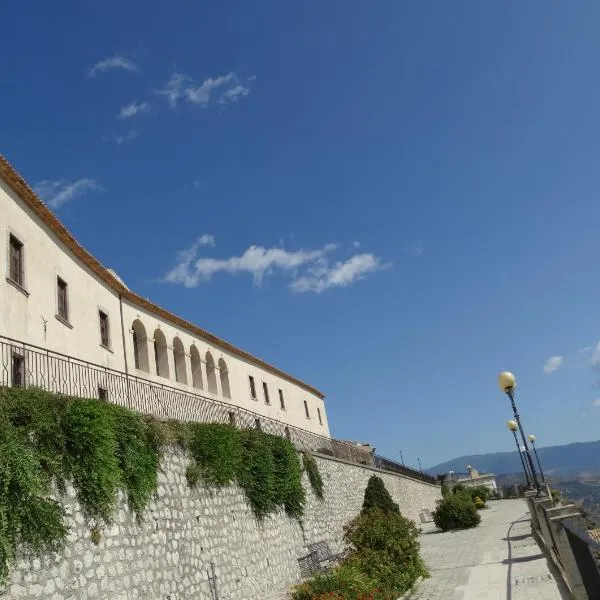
[{"left": 427, "top": 439, "right": 600, "bottom": 476}]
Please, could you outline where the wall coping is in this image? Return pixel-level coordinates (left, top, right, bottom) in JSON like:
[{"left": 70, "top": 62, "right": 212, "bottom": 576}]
[{"left": 310, "top": 451, "right": 441, "bottom": 489}]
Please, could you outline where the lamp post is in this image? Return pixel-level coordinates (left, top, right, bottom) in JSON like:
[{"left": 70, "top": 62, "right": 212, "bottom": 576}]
[
  {"left": 528, "top": 434, "right": 546, "bottom": 483},
  {"left": 507, "top": 419, "right": 532, "bottom": 488},
  {"left": 497, "top": 372, "right": 541, "bottom": 492}
]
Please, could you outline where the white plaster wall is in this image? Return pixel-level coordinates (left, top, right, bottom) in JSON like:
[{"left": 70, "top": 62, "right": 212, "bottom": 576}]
[
  {"left": 0, "top": 178, "right": 330, "bottom": 435},
  {"left": 0, "top": 181, "right": 125, "bottom": 371}
]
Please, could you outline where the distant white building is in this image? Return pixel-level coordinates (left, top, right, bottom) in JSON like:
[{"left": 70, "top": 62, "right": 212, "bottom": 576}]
[
  {"left": 0, "top": 156, "right": 330, "bottom": 438},
  {"left": 449, "top": 467, "right": 498, "bottom": 495}
]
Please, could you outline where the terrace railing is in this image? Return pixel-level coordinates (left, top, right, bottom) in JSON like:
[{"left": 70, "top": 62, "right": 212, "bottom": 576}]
[{"left": 0, "top": 334, "right": 436, "bottom": 485}]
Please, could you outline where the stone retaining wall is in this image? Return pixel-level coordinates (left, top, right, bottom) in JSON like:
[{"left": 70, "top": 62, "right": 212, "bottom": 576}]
[{"left": 2, "top": 451, "right": 441, "bottom": 600}]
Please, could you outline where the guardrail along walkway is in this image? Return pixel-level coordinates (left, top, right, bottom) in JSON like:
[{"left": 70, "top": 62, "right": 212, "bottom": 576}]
[{"left": 408, "top": 500, "right": 567, "bottom": 600}]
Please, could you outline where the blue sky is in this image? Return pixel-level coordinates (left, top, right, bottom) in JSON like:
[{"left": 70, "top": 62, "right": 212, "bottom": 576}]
[{"left": 4, "top": 2, "right": 600, "bottom": 468}]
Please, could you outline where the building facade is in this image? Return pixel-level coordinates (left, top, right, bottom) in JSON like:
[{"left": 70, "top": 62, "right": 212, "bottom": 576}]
[{"left": 0, "top": 156, "right": 330, "bottom": 437}]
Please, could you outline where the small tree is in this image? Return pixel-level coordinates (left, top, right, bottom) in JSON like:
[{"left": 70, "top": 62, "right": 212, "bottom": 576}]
[
  {"left": 433, "top": 494, "right": 481, "bottom": 531},
  {"left": 362, "top": 475, "right": 399, "bottom": 514}
]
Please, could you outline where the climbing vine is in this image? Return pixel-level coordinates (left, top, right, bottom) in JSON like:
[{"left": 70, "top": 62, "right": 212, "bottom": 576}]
[
  {"left": 302, "top": 452, "right": 324, "bottom": 499},
  {"left": 0, "top": 387, "right": 315, "bottom": 588},
  {"left": 0, "top": 387, "right": 161, "bottom": 587},
  {"left": 185, "top": 423, "right": 306, "bottom": 518}
]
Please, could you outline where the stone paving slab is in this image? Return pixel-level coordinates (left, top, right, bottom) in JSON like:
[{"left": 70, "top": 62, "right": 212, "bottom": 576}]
[{"left": 406, "top": 499, "right": 568, "bottom": 600}]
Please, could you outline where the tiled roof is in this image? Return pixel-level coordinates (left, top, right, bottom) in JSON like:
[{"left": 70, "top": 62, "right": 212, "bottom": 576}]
[{"left": 0, "top": 155, "right": 325, "bottom": 399}]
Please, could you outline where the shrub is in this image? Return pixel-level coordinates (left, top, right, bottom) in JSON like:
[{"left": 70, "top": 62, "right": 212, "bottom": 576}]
[
  {"left": 474, "top": 497, "right": 486, "bottom": 510},
  {"left": 441, "top": 484, "right": 450, "bottom": 498},
  {"left": 292, "top": 507, "right": 427, "bottom": 599},
  {"left": 302, "top": 452, "right": 324, "bottom": 499},
  {"left": 362, "top": 475, "right": 399, "bottom": 514},
  {"left": 433, "top": 494, "right": 481, "bottom": 531},
  {"left": 467, "top": 485, "right": 492, "bottom": 503},
  {"left": 291, "top": 563, "right": 379, "bottom": 600}
]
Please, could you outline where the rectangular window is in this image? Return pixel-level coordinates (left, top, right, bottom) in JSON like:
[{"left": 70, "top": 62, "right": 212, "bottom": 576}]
[
  {"left": 304, "top": 400, "right": 310, "bottom": 419},
  {"left": 317, "top": 407, "right": 323, "bottom": 425},
  {"left": 12, "top": 353, "right": 25, "bottom": 387},
  {"left": 57, "top": 277, "right": 69, "bottom": 321},
  {"left": 263, "top": 381, "right": 270, "bottom": 405},
  {"left": 249, "top": 375, "right": 257, "bottom": 399},
  {"left": 254, "top": 418, "right": 261, "bottom": 431},
  {"left": 98, "top": 386, "right": 108, "bottom": 401},
  {"left": 9, "top": 234, "right": 24, "bottom": 287},
  {"left": 99, "top": 310, "right": 110, "bottom": 348},
  {"left": 278, "top": 389, "right": 285, "bottom": 410}
]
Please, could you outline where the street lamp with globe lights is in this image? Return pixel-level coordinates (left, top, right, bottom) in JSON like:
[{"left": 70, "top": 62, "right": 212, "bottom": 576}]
[
  {"left": 528, "top": 434, "right": 546, "bottom": 483},
  {"left": 507, "top": 420, "right": 532, "bottom": 488},
  {"left": 497, "top": 372, "right": 541, "bottom": 492}
]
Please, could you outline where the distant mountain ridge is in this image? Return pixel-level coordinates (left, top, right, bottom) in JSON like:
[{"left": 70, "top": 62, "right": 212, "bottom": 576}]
[{"left": 427, "top": 439, "right": 600, "bottom": 476}]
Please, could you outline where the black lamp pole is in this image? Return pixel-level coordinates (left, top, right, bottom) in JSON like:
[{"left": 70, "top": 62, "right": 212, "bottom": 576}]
[
  {"left": 510, "top": 428, "right": 532, "bottom": 488},
  {"left": 505, "top": 387, "right": 541, "bottom": 492},
  {"left": 530, "top": 439, "right": 546, "bottom": 483}
]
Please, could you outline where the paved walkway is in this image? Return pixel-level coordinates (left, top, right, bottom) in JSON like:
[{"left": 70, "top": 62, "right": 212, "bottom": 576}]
[{"left": 407, "top": 499, "right": 569, "bottom": 600}]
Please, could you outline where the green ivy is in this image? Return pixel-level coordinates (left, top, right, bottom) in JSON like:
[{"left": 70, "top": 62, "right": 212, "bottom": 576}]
[
  {"left": 0, "top": 387, "right": 162, "bottom": 587},
  {"left": 0, "top": 387, "right": 312, "bottom": 588},
  {"left": 302, "top": 452, "right": 324, "bottom": 499},
  {"left": 186, "top": 424, "right": 306, "bottom": 518}
]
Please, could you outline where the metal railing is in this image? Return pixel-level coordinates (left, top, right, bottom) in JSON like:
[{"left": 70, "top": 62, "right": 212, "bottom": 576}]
[
  {"left": 0, "top": 334, "right": 436, "bottom": 485},
  {"left": 563, "top": 519, "right": 600, "bottom": 597}
]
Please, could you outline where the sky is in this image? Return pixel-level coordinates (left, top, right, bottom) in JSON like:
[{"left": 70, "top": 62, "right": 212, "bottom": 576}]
[{"left": 3, "top": 1, "right": 600, "bottom": 468}]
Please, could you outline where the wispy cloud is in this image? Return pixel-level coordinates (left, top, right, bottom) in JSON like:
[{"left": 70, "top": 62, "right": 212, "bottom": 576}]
[
  {"left": 579, "top": 346, "right": 594, "bottom": 354},
  {"left": 543, "top": 356, "right": 563, "bottom": 374},
  {"left": 290, "top": 254, "right": 387, "bottom": 294},
  {"left": 164, "top": 238, "right": 386, "bottom": 293},
  {"left": 118, "top": 101, "right": 150, "bottom": 119},
  {"left": 115, "top": 131, "right": 139, "bottom": 145},
  {"left": 88, "top": 55, "right": 138, "bottom": 77},
  {"left": 156, "top": 72, "right": 253, "bottom": 108},
  {"left": 592, "top": 399, "right": 600, "bottom": 407},
  {"left": 34, "top": 179, "right": 101, "bottom": 209}
]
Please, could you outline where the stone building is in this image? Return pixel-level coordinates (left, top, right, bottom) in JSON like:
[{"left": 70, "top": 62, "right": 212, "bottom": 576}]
[{"left": 0, "top": 156, "right": 329, "bottom": 437}]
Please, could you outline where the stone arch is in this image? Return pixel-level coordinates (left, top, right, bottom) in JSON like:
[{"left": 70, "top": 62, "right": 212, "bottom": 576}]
[
  {"left": 218, "top": 358, "right": 231, "bottom": 398},
  {"left": 206, "top": 351, "right": 218, "bottom": 394},
  {"left": 173, "top": 337, "right": 188, "bottom": 384},
  {"left": 132, "top": 319, "right": 149, "bottom": 372},
  {"left": 153, "top": 329, "right": 170, "bottom": 379},
  {"left": 190, "top": 345, "right": 203, "bottom": 389}
]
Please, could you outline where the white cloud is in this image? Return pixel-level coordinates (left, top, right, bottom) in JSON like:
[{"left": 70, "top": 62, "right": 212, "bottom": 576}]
[
  {"left": 353, "top": 241, "right": 361, "bottom": 248},
  {"left": 34, "top": 179, "right": 101, "bottom": 209},
  {"left": 88, "top": 55, "right": 138, "bottom": 77},
  {"left": 578, "top": 346, "right": 593, "bottom": 354},
  {"left": 165, "top": 238, "right": 388, "bottom": 293},
  {"left": 156, "top": 72, "right": 253, "bottom": 108},
  {"left": 592, "top": 399, "right": 600, "bottom": 407},
  {"left": 290, "top": 254, "right": 386, "bottom": 294},
  {"left": 115, "top": 131, "right": 139, "bottom": 145},
  {"left": 118, "top": 101, "right": 150, "bottom": 119},
  {"left": 413, "top": 241, "right": 424, "bottom": 256},
  {"left": 542, "top": 356, "right": 563, "bottom": 374},
  {"left": 590, "top": 341, "right": 600, "bottom": 366}
]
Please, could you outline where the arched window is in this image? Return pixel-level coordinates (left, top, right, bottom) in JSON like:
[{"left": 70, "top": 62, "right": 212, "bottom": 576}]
[
  {"left": 218, "top": 358, "right": 231, "bottom": 398},
  {"left": 173, "top": 337, "right": 187, "bottom": 384},
  {"left": 205, "top": 351, "right": 218, "bottom": 394},
  {"left": 132, "top": 319, "right": 149, "bottom": 372},
  {"left": 153, "top": 329, "right": 170, "bottom": 379},
  {"left": 190, "top": 345, "right": 203, "bottom": 389}
]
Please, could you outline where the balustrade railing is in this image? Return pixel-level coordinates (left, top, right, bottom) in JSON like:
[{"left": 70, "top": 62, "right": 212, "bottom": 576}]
[{"left": 0, "top": 334, "right": 436, "bottom": 485}]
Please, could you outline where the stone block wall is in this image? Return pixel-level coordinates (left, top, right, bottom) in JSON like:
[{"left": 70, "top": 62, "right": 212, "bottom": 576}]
[{"left": 2, "top": 451, "right": 440, "bottom": 600}]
